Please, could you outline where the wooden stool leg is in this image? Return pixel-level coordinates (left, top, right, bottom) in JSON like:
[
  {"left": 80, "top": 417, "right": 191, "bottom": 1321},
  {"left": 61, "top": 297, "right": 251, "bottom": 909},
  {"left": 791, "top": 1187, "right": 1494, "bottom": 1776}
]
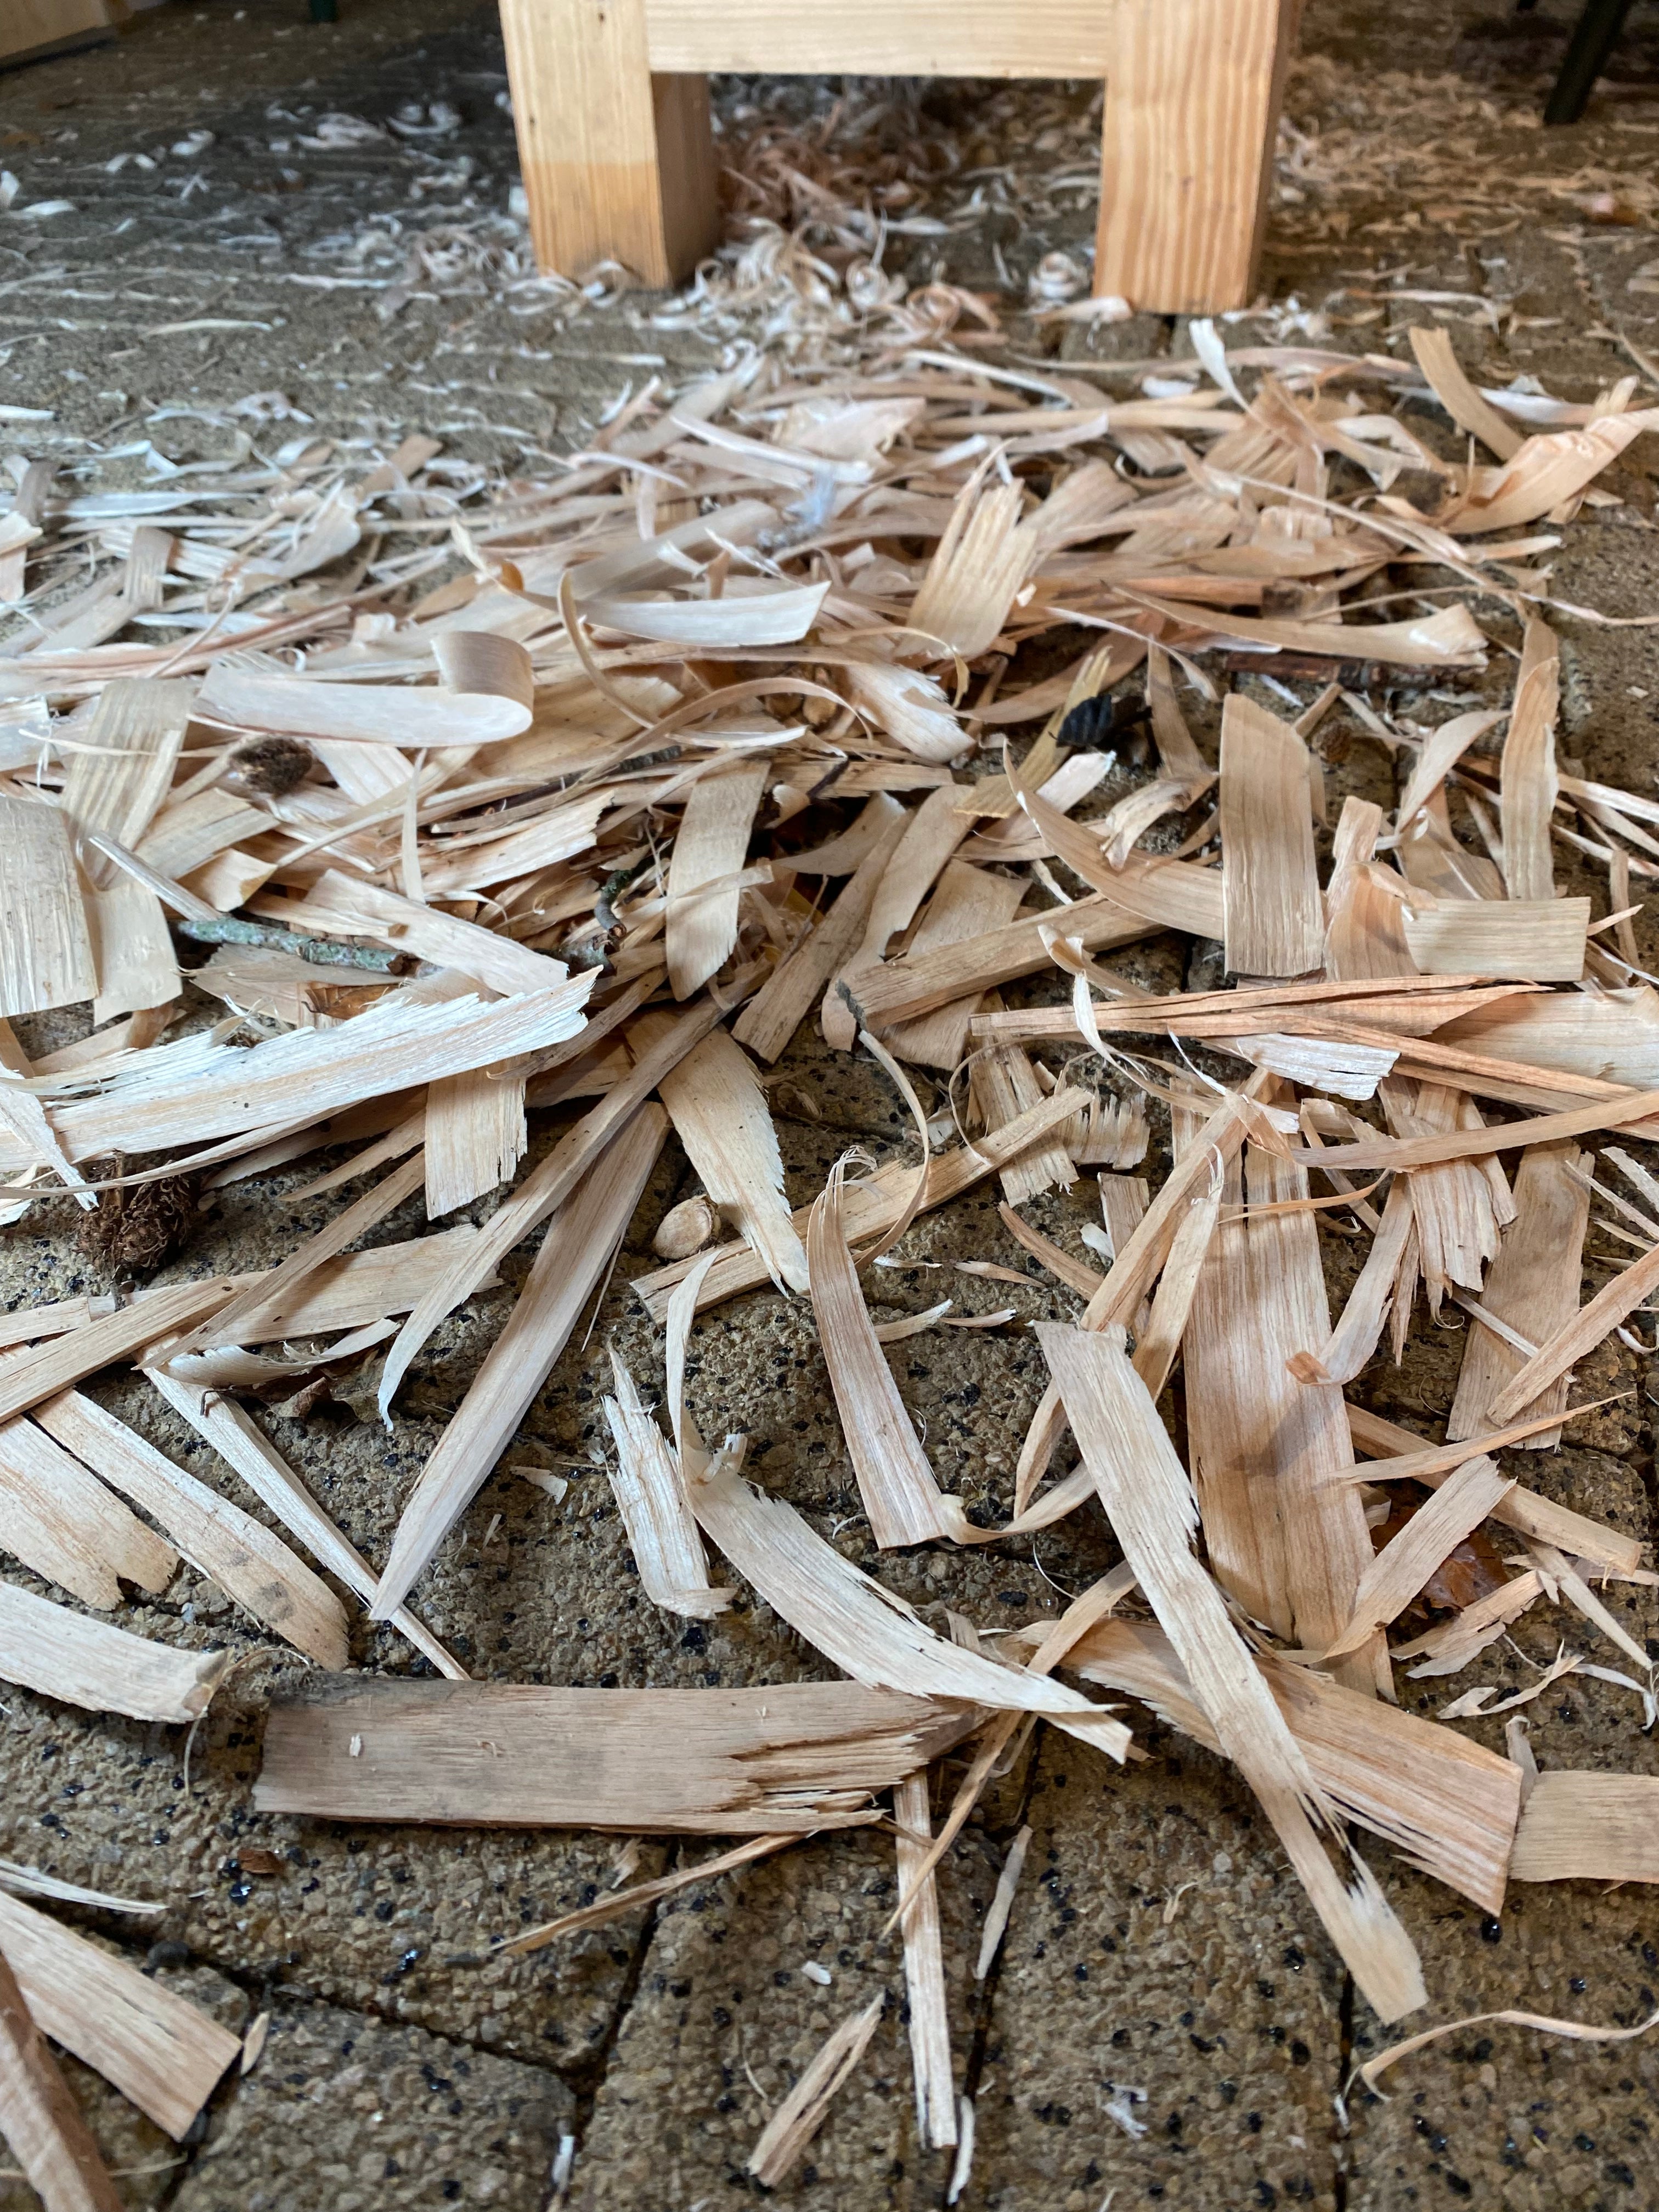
[
  {"left": 1096, "top": 0, "right": 1296, "bottom": 314},
  {"left": 499, "top": 0, "right": 720, "bottom": 287}
]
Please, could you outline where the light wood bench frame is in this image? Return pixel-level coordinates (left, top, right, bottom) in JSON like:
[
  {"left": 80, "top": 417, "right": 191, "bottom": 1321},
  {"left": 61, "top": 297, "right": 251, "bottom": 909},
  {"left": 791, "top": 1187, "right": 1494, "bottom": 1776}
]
[{"left": 498, "top": 0, "right": 1298, "bottom": 314}]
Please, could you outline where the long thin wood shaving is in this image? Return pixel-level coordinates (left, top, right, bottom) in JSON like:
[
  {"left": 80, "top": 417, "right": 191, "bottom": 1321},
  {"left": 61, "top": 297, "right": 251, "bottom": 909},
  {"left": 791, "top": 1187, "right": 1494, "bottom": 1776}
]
[
  {"left": 1038, "top": 1323, "right": 1425, "bottom": 2022},
  {"left": 687, "top": 1445, "right": 1130, "bottom": 1756},
  {"left": 807, "top": 1158, "right": 970, "bottom": 1547},
  {"left": 894, "top": 1773, "right": 957, "bottom": 2151},
  {"left": 373, "top": 1107, "right": 667, "bottom": 1618},
  {"left": 494, "top": 1832, "right": 796, "bottom": 1960},
  {"left": 747, "top": 1991, "right": 887, "bottom": 2187},
  {"left": 1487, "top": 1235, "right": 1659, "bottom": 1425},
  {"left": 1358, "top": 2001, "right": 1659, "bottom": 2095}
]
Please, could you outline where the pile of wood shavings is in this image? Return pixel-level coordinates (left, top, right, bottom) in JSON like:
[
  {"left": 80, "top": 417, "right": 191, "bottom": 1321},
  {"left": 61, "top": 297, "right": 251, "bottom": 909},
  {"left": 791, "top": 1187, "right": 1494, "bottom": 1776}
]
[{"left": 7, "top": 318, "right": 1659, "bottom": 2197}]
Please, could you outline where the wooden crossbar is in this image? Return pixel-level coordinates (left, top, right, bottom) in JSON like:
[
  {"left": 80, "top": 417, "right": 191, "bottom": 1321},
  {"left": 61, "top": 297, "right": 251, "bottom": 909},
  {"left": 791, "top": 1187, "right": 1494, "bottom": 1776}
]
[
  {"left": 641, "top": 0, "right": 1118, "bottom": 76},
  {"left": 498, "top": 0, "right": 1296, "bottom": 313}
]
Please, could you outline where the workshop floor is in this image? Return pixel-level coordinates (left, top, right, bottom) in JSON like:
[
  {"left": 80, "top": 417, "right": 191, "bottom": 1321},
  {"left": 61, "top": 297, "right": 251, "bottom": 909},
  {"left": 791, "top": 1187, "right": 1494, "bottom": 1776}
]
[{"left": 3, "top": 2, "right": 1659, "bottom": 2207}]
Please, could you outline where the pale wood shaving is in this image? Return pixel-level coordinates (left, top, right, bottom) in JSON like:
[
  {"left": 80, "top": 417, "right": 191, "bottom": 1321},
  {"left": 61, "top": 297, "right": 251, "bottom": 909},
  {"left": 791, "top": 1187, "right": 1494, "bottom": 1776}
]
[
  {"left": 807, "top": 1158, "right": 970, "bottom": 1547},
  {"left": 747, "top": 1991, "right": 887, "bottom": 2187},
  {"left": 1039, "top": 1322, "right": 1425, "bottom": 2022},
  {"left": 255, "top": 1677, "right": 972, "bottom": 1832},
  {"left": 0, "top": 1580, "right": 227, "bottom": 1724}
]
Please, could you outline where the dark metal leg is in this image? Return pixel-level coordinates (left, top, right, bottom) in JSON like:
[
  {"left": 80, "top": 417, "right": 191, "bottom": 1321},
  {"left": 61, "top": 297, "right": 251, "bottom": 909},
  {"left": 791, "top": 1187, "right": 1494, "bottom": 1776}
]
[
  {"left": 309, "top": 0, "right": 338, "bottom": 20},
  {"left": 1545, "top": 0, "right": 1637, "bottom": 123}
]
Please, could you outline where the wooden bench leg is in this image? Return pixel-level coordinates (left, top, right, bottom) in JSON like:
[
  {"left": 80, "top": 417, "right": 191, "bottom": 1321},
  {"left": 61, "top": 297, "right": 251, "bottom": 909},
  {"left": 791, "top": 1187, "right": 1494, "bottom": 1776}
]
[
  {"left": 1096, "top": 0, "right": 1296, "bottom": 314},
  {"left": 499, "top": 0, "right": 720, "bottom": 287}
]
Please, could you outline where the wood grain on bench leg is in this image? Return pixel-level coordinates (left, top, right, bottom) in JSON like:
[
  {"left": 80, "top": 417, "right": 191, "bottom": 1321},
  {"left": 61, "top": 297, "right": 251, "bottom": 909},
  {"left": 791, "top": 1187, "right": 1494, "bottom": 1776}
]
[
  {"left": 499, "top": 0, "right": 718, "bottom": 287},
  {"left": 1096, "top": 0, "right": 1296, "bottom": 313},
  {"left": 651, "top": 71, "right": 722, "bottom": 280}
]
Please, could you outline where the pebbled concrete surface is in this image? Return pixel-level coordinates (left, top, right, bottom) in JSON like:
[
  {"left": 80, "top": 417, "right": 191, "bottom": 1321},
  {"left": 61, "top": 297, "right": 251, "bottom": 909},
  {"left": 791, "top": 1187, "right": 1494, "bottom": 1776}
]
[{"left": 4, "top": 2, "right": 1659, "bottom": 2208}]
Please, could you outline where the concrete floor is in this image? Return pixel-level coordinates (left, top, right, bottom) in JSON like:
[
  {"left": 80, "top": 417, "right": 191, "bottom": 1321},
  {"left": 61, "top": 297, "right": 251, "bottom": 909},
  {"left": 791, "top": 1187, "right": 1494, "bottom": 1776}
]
[{"left": 4, "top": 2, "right": 1659, "bottom": 2207}]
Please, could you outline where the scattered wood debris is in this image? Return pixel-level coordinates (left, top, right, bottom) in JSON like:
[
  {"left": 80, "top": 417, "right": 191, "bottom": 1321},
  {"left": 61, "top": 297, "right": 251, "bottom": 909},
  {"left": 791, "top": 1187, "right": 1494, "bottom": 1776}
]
[{"left": 3, "top": 311, "right": 1659, "bottom": 2176}]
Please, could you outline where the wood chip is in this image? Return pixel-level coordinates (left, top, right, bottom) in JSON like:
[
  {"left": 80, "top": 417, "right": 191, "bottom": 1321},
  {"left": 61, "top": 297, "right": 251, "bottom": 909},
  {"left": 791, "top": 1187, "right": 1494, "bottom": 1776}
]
[
  {"left": 499, "top": 1833, "right": 797, "bottom": 1959},
  {"left": 0, "top": 1944, "right": 123, "bottom": 2212},
  {"left": 808, "top": 1157, "right": 970, "bottom": 1546},
  {"left": 255, "top": 1678, "right": 973, "bottom": 1831},
  {"left": 1408, "top": 326, "right": 1523, "bottom": 462},
  {"left": 0, "top": 1579, "right": 226, "bottom": 1723},
  {"left": 747, "top": 1992, "right": 886, "bottom": 2187},
  {"left": 0, "top": 1892, "right": 241, "bottom": 2140},
  {"left": 1179, "top": 1108, "right": 1386, "bottom": 1696},
  {"left": 1402, "top": 897, "right": 1588, "bottom": 983}
]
